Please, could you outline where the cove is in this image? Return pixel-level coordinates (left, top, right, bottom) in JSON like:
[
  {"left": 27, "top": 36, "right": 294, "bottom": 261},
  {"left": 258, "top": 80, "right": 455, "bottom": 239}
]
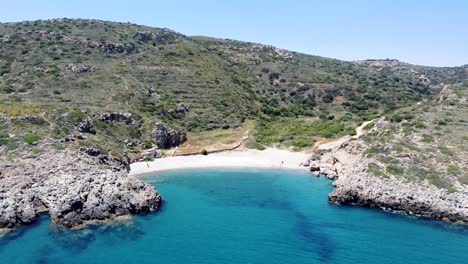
[{"left": 1, "top": 168, "right": 467, "bottom": 264}]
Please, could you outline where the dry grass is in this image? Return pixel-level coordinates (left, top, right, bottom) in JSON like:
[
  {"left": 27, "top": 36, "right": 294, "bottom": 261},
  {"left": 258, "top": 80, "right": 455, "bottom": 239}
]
[{"left": 174, "top": 121, "right": 253, "bottom": 155}]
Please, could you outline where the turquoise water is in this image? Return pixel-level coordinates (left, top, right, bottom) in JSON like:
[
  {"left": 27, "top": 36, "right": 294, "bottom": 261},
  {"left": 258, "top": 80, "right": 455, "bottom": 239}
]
[{"left": 1, "top": 168, "right": 467, "bottom": 264}]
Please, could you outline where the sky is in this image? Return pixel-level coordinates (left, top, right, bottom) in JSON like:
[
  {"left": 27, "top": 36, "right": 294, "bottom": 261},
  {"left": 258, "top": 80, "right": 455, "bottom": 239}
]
[{"left": 1, "top": 0, "right": 467, "bottom": 66}]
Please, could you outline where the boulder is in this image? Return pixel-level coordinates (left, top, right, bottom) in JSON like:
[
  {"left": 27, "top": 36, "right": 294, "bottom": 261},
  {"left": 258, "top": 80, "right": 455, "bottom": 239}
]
[
  {"left": 2, "top": 35, "right": 11, "bottom": 43},
  {"left": 151, "top": 123, "right": 186, "bottom": 149},
  {"left": 79, "top": 147, "right": 101, "bottom": 156},
  {"left": 93, "top": 112, "right": 134, "bottom": 124},
  {"left": 133, "top": 31, "right": 177, "bottom": 44},
  {"left": 167, "top": 103, "right": 189, "bottom": 115},
  {"left": 65, "top": 64, "right": 97, "bottom": 74},
  {"left": 100, "top": 42, "right": 137, "bottom": 54},
  {"left": 0, "top": 149, "right": 161, "bottom": 229},
  {"left": 76, "top": 117, "right": 96, "bottom": 134}
]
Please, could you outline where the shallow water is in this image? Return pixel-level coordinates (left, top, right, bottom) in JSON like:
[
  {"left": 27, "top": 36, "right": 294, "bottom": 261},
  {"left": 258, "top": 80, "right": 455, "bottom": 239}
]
[{"left": 1, "top": 168, "right": 467, "bottom": 264}]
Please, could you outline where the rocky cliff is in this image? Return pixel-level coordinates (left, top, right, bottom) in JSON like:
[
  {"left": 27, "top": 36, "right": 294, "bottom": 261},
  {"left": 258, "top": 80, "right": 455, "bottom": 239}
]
[
  {"left": 0, "top": 149, "right": 161, "bottom": 229},
  {"left": 309, "top": 113, "right": 468, "bottom": 223}
]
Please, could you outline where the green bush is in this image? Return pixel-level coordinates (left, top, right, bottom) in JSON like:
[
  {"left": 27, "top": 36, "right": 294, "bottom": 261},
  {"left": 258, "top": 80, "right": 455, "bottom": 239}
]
[
  {"left": 24, "top": 133, "right": 40, "bottom": 144},
  {"left": 246, "top": 141, "right": 266, "bottom": 150},
  {"left": 363, "top": 122, "right": 374, "bottom": 130},
  {"left": 291, "top": 137, "right": 314, "bottom": 149},
  {"left": 438, "top": 146, "right": 452, "bottom": 155},
  {"left": 386, "top": 165, "right": 403, "bottom": 176},
  {"left": 201, "top": 149, "right": 208, "bottom": 155},
  {"left": 368, "top": 162, "right": 384, "bottom": 177},
  {"left": 447, "top": 164, "right": 460, "bottom": 175}
]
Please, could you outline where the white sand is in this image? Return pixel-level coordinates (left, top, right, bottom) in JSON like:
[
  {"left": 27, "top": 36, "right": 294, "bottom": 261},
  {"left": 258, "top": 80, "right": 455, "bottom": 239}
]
[{"left": 129, "top": 148, "right": 309, "bottom": 176}]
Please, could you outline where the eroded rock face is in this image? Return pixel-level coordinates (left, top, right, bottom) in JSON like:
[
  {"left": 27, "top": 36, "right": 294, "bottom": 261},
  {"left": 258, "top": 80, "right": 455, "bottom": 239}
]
[
  {"left": 100, "top": 42, "right": 137, "bottom": 54},
  {"left": 0, "top": 150, "right": 161, "bottom": 229},
  {"left": 167, "top": 103, "right": 189, "bottom": 115},
  {"left": 79, "top": 146, "right": 101, "bottom": 156},
  {"left": 65, "top": 64, "right": 97, "bottom": 74},
  {"left": 93, "top": 112, "right": 134, "bottom": 124},
  {"left": 133, "top": 31, "right": 179, "bottom": 44},
  {"left": 151, "top": 123, "right": 186, "bottom": 149},
  {"left": 308, "top": 136, "right": 468, "bottom": 224},
  {"left": 76, "top": 117, "right": 96, "bottom": 134}
]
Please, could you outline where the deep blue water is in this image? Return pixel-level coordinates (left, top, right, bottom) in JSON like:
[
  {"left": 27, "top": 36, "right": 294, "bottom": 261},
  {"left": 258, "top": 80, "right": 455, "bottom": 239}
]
[{"left": 1, "top": 168, "right": 467, "bottom": 264}]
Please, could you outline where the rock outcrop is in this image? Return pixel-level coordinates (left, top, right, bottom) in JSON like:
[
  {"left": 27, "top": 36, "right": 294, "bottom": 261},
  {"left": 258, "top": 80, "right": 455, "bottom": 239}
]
[
  {"left": 167, "top": 103, "right": 189, "bottom": 115},
  {"left": 93, "top": 112, "right": 134, "bottom": 124},
  {"left": 0, "top": 149, "right": 161, "bottom": 229},
  {"left": 1, "top": 30, "right": 139, "bottom": 54},
  {"left": 100, "top": 42, "right": 138, "bottom": 54},
  {"left": 133, "top": 30, "right": 180, "bottom": 44},
  {"left": 151, "top": 123, "right": 186, "bottom": 149},
  {"left": 76, "top": 117, "right": 96, "bottom": 134},
  {"left": 79, "top": 146, "right": 101, "bottom": 156},
  {"left": 65, "top": 64, "right": 97, "bottom": 74},
  {"left": 307, "top": 117, "right": 468, "bottom": 224}
]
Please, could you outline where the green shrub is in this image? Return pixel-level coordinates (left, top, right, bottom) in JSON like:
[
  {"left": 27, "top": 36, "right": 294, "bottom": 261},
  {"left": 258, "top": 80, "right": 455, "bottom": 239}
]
[
  {"left": 386, "top": 165, "right": 403, "bottom": 176},
  {"left": 23, "top": 133, "right": 40, "bottom": 144},
  {"left": 0, "top": 133, "right": 9, "bottom": 145},
  {"left": 201, "top": 149, "right": 208, "bottom": 155},
  {"left": 291, "top": 137, "right": 314, "bottom": 149},
  {"left": 2, "top": 86, "right": 15, "bottom": 93},
  {"left": 31, "top": 148, "right": 42, "bottom": 155},
  {"left": 446, "top": 185, "right": 457, "bottom": 193},
  {"left": 368, "top": 163, "right": 384, "bottom": 177},
  {"left": 246, "top": 141, "right": 266, "bottom": 150},
  {"left": 447, "top": 164, "right": 460, "bottom": 175},
  {"left": 366, "top": 146, "right": 385, "bottom": 157},
  {"left": 458, "top": 175, "right": 468, "bottom": 185},
  {"left": 437, "top": 120, "right": 448, "bottom": 126},
  {"left": 363, "top": 122, "right": 374, "bottom": 130},
  {"left": 144, "top": 156, "right": 154, "bottom": 162}
]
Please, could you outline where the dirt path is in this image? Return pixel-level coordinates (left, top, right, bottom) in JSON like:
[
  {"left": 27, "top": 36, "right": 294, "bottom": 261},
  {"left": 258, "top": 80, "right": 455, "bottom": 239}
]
[{"left": 315, "top": 119, "right": 374, "bottom": 151}]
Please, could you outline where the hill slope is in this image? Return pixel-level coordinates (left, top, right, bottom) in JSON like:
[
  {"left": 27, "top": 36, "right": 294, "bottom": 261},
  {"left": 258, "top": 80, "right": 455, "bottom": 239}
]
[
  {"left": 0, "top": 19, "right": 467, "bottom": 228},
  {"left": 1, "top": 18, "right": 466, "bottom": 159}
]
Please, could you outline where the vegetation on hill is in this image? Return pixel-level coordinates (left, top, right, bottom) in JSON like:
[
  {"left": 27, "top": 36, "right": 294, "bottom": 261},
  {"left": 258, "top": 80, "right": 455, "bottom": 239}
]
[
  {"left": 0, "top": 18, "right": 466, "bottom": 159},
  {"left": 362, "top": 83, "right": 468, "bottom": 191}
]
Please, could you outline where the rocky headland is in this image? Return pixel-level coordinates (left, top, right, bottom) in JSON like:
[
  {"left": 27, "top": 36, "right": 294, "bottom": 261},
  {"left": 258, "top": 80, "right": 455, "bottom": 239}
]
[
  {"left": 307, "top": 117, "right": 468, "bottom": 224},
  {"left": 0, "top": 149, "right": 161, "bottom": 230}
]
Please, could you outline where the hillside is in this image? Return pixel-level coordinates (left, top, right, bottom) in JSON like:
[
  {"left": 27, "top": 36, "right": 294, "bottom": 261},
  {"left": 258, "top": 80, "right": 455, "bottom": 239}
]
[
  {"left": 0, "top": 19, "right": 467, "bottom": 228},
  {"left": 311, "top": 83, "right": 467, "bottom": 222},
  {"left": 1, "top": 18, "right": 466, "bottom": 161}
]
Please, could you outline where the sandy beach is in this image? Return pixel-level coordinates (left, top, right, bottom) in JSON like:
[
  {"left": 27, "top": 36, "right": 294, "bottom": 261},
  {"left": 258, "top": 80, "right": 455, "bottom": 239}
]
[{"left": 129, "top": 148, "right": 310, "bottom": 176}]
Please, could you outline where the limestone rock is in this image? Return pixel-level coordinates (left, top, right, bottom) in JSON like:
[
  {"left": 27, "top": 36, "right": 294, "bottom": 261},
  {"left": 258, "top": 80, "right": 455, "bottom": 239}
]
[
  {"left": 93, "top": 112, "right": 134, "bottom": 124},
  {"left": 79, "top": 147, "right": 101, "bottom": 156},
  {"left": 100, "top": 42, "right": 137, "bottom": 54},
  {"left": 308, "top": 138, "right": 468, "bottom": 223},
  {"left": 0, "top": 149, "right": 161, "bottom": 229},
  {"left": 65, "top": 64, "right": 97, "bottom": 74},
  {"left": 167, "top": 103, "right": 189, "bottom": 115},
  {"left": 133, "top": 30, "right": 178, "bottom": 44},
  {"left": 76, "top": 117, "right": 96, "bottom": 134},
  {"left": 151, "top": 123, "right": 186, "bottom": 149}
]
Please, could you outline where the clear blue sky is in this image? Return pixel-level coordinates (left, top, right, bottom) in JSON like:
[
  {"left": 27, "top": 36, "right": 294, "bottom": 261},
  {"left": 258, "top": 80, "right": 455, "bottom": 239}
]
[{"left": 1, "top": 0, "right": 467, "bottom": 66}]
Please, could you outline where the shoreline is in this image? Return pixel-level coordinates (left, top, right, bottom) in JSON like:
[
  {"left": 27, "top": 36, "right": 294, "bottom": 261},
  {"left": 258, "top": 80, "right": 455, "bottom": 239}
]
[{"left": 129, "top": 148, "right": 310, "bottom": 176}]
